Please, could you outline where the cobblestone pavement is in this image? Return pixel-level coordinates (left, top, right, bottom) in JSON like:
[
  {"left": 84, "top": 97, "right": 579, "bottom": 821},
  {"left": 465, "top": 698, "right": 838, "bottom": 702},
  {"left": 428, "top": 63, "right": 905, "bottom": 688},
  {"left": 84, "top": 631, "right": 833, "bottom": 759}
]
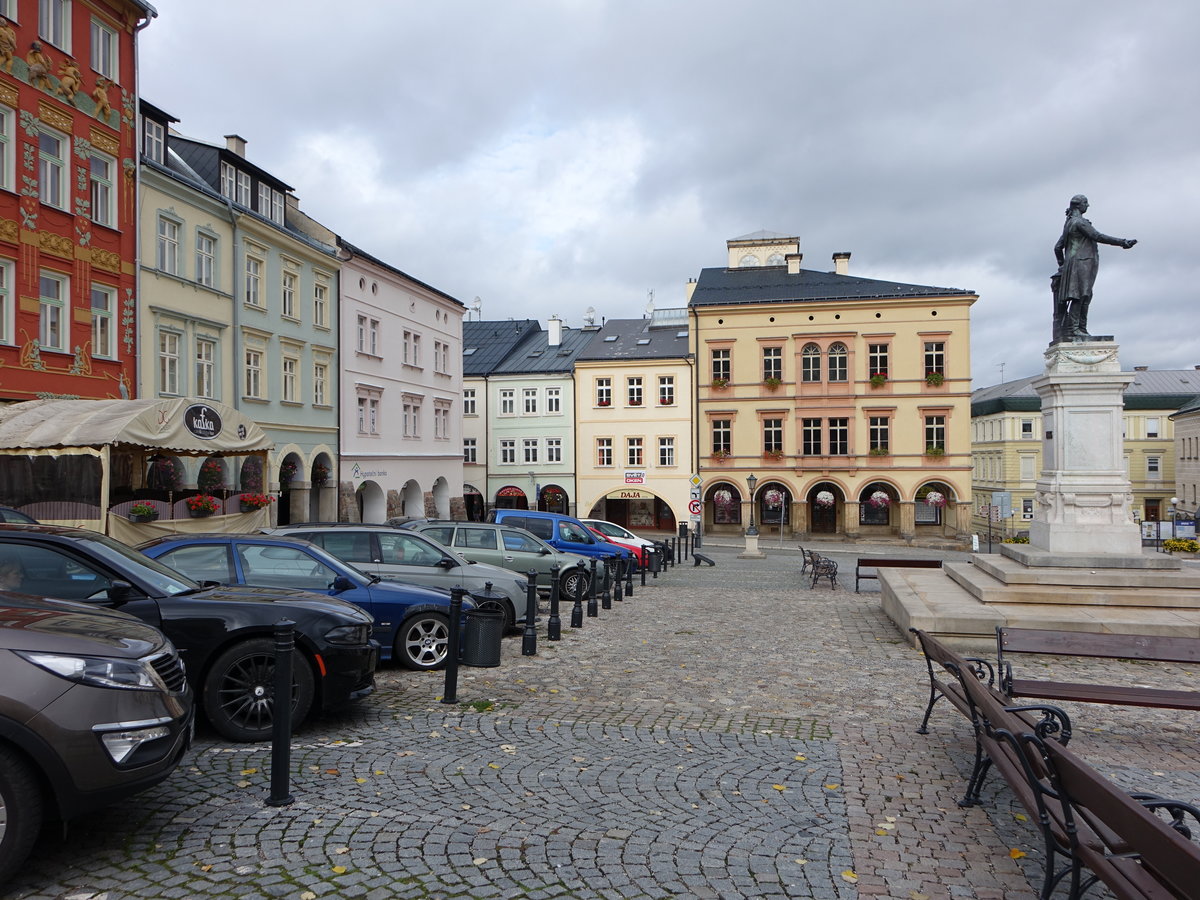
[{"left": 7, "top": 543, "right": 1199, "bottom": 899}]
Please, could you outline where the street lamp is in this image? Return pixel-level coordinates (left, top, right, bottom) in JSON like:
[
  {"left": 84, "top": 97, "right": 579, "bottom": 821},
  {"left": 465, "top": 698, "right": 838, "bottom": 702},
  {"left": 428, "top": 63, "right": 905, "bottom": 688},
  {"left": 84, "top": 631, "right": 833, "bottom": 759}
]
[
  {"left": 745, "top": 473, "right": 759, "bottom": 537},
  {"left": 738, "top": 473, "right": 766, "bottom": 559},
  {"left": 1171, "top": 496, "right": 1180, "bottom": 540}
]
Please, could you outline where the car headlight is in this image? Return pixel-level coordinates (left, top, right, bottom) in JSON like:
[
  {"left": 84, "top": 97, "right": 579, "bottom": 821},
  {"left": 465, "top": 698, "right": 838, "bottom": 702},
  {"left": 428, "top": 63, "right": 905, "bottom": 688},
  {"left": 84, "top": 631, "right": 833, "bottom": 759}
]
[
  {"left": 17, "top": 651, "right": 164, "bottom": 691},
  {"left": 324, "top": 623, "right": 371, "bottom": 646}
]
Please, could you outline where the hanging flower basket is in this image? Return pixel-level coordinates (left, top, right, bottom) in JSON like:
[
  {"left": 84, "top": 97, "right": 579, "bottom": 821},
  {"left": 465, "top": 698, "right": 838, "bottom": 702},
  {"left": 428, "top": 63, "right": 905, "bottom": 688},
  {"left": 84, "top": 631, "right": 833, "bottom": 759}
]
[
  {"left": 815, "top": 490, "right": 835, "bottom": 508},
  {"left": 280, "top": 460, "right": 298, "bottom": 483},
  {"left": 312, "top": 463, "right": 330, "bottom": 485},
  {"left": 764, "top": 489, "right": 784, "bottom": 507},
  {"left": 239, "top": 493, "right": 274, "bottom": 512},
  {"left": 714, "top": 490, "right": 733, "bottom": 505},
  {"left": 925, "top": 491, "right": 947, "bottom": 508},
  {"left": 197, "top": 458, "right": 228, "bottom": 491},
  {"left": 186, "top": 494, "right": 220, "bottom": 517},
  {"left": 868, "top": 490, "right": 891, "bottom": 509}
]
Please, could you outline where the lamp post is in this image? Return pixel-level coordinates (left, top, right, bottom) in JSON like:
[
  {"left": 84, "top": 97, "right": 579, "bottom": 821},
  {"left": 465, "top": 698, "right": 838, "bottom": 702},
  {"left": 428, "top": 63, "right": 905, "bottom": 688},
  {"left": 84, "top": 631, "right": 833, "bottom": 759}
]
[
  {"left": 1171, "top": 497, "right": 1180, "bottom": 541},
  {"left": 738, "top": 473, "right": 765, "bottom": 559}
]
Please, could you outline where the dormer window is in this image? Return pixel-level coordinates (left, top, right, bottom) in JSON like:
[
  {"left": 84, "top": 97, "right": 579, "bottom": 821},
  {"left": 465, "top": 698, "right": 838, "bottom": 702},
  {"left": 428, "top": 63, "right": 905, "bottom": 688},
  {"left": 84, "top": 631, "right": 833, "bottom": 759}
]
[{"left": 142, "top": 118, "right": 164, "bottom": 164}]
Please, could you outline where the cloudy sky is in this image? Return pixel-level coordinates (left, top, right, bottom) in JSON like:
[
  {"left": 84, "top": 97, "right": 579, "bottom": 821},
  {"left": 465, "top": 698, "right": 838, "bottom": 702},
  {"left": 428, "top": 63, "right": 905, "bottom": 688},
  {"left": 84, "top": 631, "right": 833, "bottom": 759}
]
[{"left": 140, "top": 1, "right": 1199, "bottom": 387}]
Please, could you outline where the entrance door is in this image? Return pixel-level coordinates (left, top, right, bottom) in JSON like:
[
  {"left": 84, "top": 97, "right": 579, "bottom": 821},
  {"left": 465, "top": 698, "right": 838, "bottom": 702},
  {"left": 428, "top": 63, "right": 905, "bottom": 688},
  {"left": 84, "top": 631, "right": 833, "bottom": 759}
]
[{"left": 811, "top": 502, "right": 836, "bottom": 533}]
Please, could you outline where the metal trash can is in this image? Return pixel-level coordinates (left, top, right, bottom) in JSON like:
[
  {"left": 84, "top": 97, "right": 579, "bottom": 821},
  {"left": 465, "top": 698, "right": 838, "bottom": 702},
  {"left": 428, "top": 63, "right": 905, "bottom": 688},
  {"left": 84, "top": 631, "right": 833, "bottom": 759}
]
[{"left": 460, "top": 608, "right": 504, "bottom": 667}]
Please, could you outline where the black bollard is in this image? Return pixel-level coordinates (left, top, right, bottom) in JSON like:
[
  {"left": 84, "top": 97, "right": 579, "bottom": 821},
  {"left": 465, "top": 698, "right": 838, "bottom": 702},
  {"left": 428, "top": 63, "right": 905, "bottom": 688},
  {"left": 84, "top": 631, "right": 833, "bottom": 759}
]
[
  {"left": 441, "top": 588, "right": 465, "bottom": 704},
  {"left": 641, "top": 552, "right": 647, "bottom": 586},
  {"left": 587, "top": 559, "right": 600, "bottom": 617},
  {"left": 572, "top": 561, "right": 588, "bottom": 627},
  {"left": 625, "top": 554, "right": 634, "bottom": 596},
  {"left": 548, "top": 563, "right": 562, "bottom": 641},
  {"left": 522, "top": 570, "right": 538, "bottom": 656},
  {"left": 613, "top": 558, "right": 623, "bottom": 602},
  {"left": 267, "top": 618, "right": 295, "bottom": 807},
  {"left": 652, "top": 544, "right": 660, "bottom": 578}
]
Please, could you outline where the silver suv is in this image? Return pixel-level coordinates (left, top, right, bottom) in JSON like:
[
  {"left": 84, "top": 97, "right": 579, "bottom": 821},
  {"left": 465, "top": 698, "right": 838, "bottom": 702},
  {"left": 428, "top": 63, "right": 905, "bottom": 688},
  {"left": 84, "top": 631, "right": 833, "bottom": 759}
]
[{"left": 0, "top": 593, "right": 192, "bottom": 885}]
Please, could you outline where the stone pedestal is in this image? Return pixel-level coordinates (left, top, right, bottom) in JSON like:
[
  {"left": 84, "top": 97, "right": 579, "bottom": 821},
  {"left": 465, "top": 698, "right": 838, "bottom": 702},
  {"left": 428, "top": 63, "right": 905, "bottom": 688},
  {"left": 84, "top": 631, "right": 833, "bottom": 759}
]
[
  {"left": 738, "top": 531, "right": 765, "bottom": 559},
  {"left": 1029, "top": 340, "right": 1141, "bottom": 556}
]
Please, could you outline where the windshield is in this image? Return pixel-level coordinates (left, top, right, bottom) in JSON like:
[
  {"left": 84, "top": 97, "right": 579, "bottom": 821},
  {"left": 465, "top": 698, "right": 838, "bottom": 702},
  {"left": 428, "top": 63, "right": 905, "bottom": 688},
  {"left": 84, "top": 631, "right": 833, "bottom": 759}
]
[{"left": 84, "top": 532, "right": 202, "bottom": 596}]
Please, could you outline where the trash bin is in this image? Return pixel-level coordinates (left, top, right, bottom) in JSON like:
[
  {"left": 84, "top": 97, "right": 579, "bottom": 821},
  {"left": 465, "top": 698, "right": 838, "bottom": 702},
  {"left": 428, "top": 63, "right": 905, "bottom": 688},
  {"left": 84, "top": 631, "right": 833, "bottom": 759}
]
[{"left": 460, "top": 608, "right": 504, "bottom": 667}]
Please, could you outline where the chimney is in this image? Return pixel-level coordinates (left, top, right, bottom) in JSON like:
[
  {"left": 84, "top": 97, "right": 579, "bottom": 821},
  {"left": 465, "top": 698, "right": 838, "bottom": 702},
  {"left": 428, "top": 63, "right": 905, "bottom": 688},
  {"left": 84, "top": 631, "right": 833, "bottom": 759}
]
[
  {"left": 224, "top": 134, "right": 247, "bottom": 157},
  {"left": 832, "top": 252, "right": 851, "bottom": 275},
  {"left": 1133, "top": 366, "right": 1148, "bottom": 371},
  {"left": 547, "top": 316, "right": 563, "bottom": 347},
  {"left": 786, "top": 253, "right": 803, "bottom": 275}
]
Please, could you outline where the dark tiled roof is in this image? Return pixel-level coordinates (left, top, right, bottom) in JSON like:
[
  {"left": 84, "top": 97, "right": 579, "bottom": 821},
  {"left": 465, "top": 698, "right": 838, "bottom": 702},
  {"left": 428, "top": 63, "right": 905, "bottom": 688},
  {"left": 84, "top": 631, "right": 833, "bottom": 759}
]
[
  {"left": 493, "top": 326, "right": 602, "bottom": 375},
  {"left": 972, "top": 369, "right": 1200, "bottom": 416},
  {"left": 575, "top": 317, "right": 689, "bottom": 362},
  {"left": 462, "top": 320, "right": 542, "bottom": 376},
  {"left": 688, "top": 265, "right": 973, "bottom": 307},
  {"left": 171, "top": 136, "right": 293, "bottom": 193}
]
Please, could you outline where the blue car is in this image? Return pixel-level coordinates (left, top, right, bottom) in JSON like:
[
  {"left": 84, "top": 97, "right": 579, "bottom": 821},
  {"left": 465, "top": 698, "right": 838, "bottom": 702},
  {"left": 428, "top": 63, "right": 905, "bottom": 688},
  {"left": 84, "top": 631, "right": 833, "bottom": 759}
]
[{"left": 137, "top": 533, "right": 474, "bottom": 671}]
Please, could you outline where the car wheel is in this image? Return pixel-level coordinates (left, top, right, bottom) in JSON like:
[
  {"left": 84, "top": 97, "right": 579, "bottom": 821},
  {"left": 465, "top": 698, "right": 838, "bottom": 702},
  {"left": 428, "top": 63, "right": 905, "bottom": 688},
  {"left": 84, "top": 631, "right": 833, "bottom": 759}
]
[
  {"left": 560, "top": 568, "right": 589, "bottom": 601},
  {"left": 202, "top": 638, "right": 315, "bottom": 742},
  {"left": 0, "top": 745, "right": 42, "bottom": 885},
  {"left": 396, "top": 612, "right": 450, "bottom": 671}
]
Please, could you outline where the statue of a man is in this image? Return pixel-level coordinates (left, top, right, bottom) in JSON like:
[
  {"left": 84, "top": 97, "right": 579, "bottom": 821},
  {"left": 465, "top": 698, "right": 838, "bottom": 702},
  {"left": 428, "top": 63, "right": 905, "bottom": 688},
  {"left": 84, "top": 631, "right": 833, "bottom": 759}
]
[{"left": 1051, "top": 194, "right": 1136, "bottom": 342}]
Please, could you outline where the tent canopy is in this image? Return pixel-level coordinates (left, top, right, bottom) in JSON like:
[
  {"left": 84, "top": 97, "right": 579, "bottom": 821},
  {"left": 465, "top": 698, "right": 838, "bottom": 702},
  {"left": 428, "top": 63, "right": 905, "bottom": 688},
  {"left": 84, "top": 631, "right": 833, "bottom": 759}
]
[{"left": 0, "top": 398, "right": 272, "bottom": 454}]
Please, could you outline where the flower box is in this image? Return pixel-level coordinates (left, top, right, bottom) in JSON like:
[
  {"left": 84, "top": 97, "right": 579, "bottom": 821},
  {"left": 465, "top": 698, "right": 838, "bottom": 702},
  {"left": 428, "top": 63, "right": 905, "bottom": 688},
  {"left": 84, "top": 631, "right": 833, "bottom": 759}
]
[
  {"left": 924, "top": 446, "right": 946, "bottom": 457},
  {"left": 925, "top": 371, "right": 945, "bottom": 387},
  {"left": 186, "top": 494, "right": 220, "bottom": 517},
  {"left": 869, "top": 373, "right": 888, "bottom": 388},
  {"left": 239, "top": 493, "right": 274, "bottom": 512},
  {"left": 763, "top": 378, "right": 781, "bottom": 391},
  {"left": 128, "top": 503, "right": 159, "bottom": 523},
  {"left": 711, "top": 378, "right": 729, "bottom": 389}
]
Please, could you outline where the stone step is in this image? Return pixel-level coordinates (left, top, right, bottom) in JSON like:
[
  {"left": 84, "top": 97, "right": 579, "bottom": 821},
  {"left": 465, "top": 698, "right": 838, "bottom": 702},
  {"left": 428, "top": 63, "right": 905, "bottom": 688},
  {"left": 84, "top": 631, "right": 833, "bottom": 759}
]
[{"left": 945, "top": 561, "right": 1200, "bottom": 608}]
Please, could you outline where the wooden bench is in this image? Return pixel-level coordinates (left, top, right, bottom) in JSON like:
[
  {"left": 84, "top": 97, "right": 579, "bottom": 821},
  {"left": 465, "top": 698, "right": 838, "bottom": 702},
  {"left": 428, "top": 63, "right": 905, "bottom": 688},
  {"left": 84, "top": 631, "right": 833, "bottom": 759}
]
[
  {"left": 854, "top": 556, "right": 941, "bottom": 592},
  {"left": 997, "top": 626, "right": 1200, "bottom": 710}
]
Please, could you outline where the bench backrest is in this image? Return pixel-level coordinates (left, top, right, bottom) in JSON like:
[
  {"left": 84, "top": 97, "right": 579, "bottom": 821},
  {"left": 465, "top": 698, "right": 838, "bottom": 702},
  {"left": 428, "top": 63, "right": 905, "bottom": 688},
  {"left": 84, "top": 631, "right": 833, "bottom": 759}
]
[
  {"left": 998, "top": 627, "right": 1200, "bottom": 665},
  {"left": 857, "top": 558, "right": 942, "bottom": 569}
]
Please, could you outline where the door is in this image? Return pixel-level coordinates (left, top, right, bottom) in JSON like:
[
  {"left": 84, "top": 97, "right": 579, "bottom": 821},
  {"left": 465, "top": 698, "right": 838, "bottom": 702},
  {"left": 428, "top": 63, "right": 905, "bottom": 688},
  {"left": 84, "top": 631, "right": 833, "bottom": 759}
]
[{"left": 811, "top": 501, "right": 837, "bottom": 533}]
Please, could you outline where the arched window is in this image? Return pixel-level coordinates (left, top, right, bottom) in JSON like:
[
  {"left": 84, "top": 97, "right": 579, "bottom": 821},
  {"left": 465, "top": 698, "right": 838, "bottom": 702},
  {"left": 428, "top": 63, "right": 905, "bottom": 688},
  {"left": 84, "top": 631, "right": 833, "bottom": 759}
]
[
  {"left": 827, "top": 342, "right": 847, "bottom": 382},
  {"left": 766, "top": 253, "right": 786, "bottom": 266},
  {"left": 859, "top": 482, "right": 894, "bottom": 526},
  {"left": 801, "top": 343, "right": 821, "bottom": 382},
  {"left": 709, "top": 483, "right": 742, "bottom": 525},
  {"left": 739, "top": 254, "right": 760, "bottom": 267}
]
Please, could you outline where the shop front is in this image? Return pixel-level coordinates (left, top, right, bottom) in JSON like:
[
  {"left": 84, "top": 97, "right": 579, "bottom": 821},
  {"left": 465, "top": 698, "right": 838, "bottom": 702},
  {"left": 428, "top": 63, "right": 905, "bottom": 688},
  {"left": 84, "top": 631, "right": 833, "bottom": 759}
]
[{"left": 589, "top": 487, "right": 677, "bottom": 532}]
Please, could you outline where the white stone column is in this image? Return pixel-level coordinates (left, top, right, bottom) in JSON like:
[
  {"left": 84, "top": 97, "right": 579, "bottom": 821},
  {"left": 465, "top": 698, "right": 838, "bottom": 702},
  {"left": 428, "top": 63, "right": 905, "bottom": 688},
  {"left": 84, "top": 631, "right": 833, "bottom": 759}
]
[{"left": 1029, "top": 341, "right": 1140, "bottom": 555}]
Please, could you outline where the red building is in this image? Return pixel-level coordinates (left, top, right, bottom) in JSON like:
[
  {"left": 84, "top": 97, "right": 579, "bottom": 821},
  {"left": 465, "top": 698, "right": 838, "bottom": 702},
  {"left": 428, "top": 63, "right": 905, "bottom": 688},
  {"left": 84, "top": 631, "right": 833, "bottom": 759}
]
[{"left": 0, "top": 0, "right": 154, "bottom": 402}]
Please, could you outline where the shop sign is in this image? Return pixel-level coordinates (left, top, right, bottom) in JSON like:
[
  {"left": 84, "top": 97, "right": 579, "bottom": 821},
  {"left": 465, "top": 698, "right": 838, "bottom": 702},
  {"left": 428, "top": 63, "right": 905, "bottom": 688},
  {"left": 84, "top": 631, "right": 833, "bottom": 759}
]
[
  {"left": 184, "top": 404, "right": 222, "bottom": 440},
  {"left": 607, "top": 488, "right": 651, "bottom": 500},
  {"left": 624, "top": 471, "right": 645, "bottom": 484}
]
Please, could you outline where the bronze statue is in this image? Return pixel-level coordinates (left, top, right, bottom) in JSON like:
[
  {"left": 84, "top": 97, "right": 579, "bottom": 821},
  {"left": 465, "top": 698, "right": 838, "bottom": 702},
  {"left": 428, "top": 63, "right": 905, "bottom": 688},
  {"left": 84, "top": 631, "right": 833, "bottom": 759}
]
[{"left": 1051, "top": 195, "right": 1136, "bottom": 342}]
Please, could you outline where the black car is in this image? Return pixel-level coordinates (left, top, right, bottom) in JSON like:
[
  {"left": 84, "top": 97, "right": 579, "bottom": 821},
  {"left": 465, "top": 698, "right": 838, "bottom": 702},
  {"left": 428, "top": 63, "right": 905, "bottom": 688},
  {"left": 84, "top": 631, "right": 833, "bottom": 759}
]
[{"left": 0, "top": 526, "right": 378, "bottom": 742}]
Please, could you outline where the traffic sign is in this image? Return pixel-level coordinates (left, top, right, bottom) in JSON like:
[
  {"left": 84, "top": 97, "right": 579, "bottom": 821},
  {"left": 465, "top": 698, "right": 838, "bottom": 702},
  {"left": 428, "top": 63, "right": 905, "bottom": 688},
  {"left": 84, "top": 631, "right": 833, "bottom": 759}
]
[
  {"left": 689, "top": 474, "right": 702, "bottom": 488},
  {"left": 688, "top": 499, "right": 702, "bottom": 516}
]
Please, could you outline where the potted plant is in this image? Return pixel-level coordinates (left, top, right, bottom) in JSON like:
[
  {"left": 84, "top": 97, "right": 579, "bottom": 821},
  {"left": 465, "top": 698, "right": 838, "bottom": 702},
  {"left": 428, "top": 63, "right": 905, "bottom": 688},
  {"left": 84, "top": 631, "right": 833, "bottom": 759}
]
[
  {"left": 1163, "top": 538, "right": 1200, "bottom": 556},
  {"left": 597, "top": 398, "right": 611, "bottom": 407},
  {"left": 869, "top": 372, "right": 888, "bottom": 388},
  {"left": 925, "top": 445, "right": 946, "bottom": 457},
  {"left": 312, "top": 462, "right": 330, "bottom": 485},
  {"left": 239, "top": 493, "right": 274, "bottom": 512},
  {"left": 629, "top": 397, "right": 642, "bottom": 406},
  {"left": 925, "top": 371, "right": 945, "bottom": 387},
  {"left": 814, "top": 490, "right": 835, "bottom": 508},
  {"left": 659, "top": 396, "right": 671, "bottom": 405},
  {"left": 128, "top": 502, "right": 159, "bottom": 523},
  {"left": 868, "top": 490, "right": 891, "bottom": 509},
  {"left": 763, "top": 377, "right": 781, "bottom": 391},
  {"left": 197, "top": 458, "right": 227, "bottom": 492},
  {"left": 711, "top": 377, "right": 729, "bottom": 389},
  {"left": 924, "top": 490, "right": 947, "bottom": 508},
  {"left": 279, "top": 460, "right": 298, "bottom": 484},
  {"left": 763, "top": 449, "right": 784, "bottom": 461},
  {"left": 711, "top": 449, "right": 730, "bottom": 461},
  {"left": 868, "top": 446, "right": 890, "bottom": 457},
  {"left": 185, "top": 494, "right": 220, "bottom": 517}
]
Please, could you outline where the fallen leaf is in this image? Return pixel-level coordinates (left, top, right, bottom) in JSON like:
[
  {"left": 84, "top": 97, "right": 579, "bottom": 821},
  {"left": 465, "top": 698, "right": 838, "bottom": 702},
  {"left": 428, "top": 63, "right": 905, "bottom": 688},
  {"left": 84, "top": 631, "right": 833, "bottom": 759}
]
[
  {"left": 235, "top": 780, "right": 250, "bottom": 788},
  {"left": 875, "top": 829, "right": 890, "bottom": 836},
  {"left": 824, "top": 783, "right": 840, "bottom": 790},
  {"left": 473, "top": 857, "right": 488, "bottom": 865},
  {"left": 772, "top": 784, "right": 787, "bottom": 792},
  {"left": 331, "top": 865, "right": 347, "bottom": 874},
  {"left": 794, "top": 755, "right": 807, "bottom": 761},
  {"left": 301, "top": 893, "right": 317, "bottom": 900},
  {"left": 325, "top": 768, "right": 340, "bottom": 775},
  {"left": 199, "top": 864, "right": 213, "bottom": 872},
  {"left": 841, "top": 870, "right": 859, "bottom": 883},
  {"left": 488, "top": 763, "right": 500, "bottom": 769},
  {"left": 1010, "top": 848, "right": 1027, "bottom": 859},
  {"left": 1014, "top": 813, "right": 1027, "bottom": 822},
  {"left": 374, "top": 770, "right": 385, "bottom": 775},
  {"left": 794, "top": 858, "right": 808, "bottom": 865},
  {"left": 335, "top": 847, "right": 348, "bottom": 855},
  {"left": 240, "top": 768, "right": 258, "bottom": 775}
]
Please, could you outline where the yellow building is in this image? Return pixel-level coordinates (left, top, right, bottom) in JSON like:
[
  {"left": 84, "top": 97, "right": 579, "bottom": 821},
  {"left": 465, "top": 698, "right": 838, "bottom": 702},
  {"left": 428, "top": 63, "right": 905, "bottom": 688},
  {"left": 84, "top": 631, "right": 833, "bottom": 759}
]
[
  {"left": 972, "top": 367, "right": 1200, "bottom": 536},
  {"left": 689, "top": 231, "right": 976, "bottom": 544},
  {"left": 1171, "top": 394, "right": 1200, "bottom": 522}
]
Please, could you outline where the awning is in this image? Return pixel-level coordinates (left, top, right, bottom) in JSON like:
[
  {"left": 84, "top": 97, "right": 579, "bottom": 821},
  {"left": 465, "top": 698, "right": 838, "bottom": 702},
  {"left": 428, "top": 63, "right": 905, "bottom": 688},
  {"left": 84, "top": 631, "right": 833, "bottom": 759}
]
[{"left": 0, "top": 398, "right": 272, "bottom": 454}]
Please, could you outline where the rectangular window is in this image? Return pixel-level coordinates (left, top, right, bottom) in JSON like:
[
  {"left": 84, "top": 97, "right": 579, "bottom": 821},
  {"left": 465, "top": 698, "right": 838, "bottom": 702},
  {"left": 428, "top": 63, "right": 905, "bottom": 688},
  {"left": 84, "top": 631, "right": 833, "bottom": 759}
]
[
  {"left": 89, "top": 152, "right": 115, "bottom": 227},
  {"left": 869, "top": 416, "right": 889, "bottom": 452},
  {"left": 500, "top": 439, "right": 516, "bottom": 464},
  {"left": 191, "top": 232, "right": 215, "bottom": 287},
  {"left": 220, "top": 162, "right": 236, "bottom": 201},
  {"left": 627, "top": 437, "right": 643, "bottom": 467},
  {"left": 712, "top": 419, "right": 731, "bottom": 454},
  {"left": 1147, "top": 456, "right": 1161, "bottom": 476},
  {"left": 402, "top": 330, "right": 411, "bottom": 363},
  {"left": 658, "top": 376, "right": 674, "bottom": 406},
  {"left": 763, "top": 346, "right": 782, "bottom": 381},
  {"left": 433, "top": 340, "right": 447, "bottom": 374},
  {"left": 313, "top": 362, "right": 327, "bottom": 406},
  {"left": 463, "top": 389, "right": 476, "bottom": 416},
  {"left": 1021, "top": 418, "right": 1035, "bottom": 440},
  {"left": 1146, "top": 417, "right": 1160, "bottom": 439},
  {"left": 1020, "top": 454, "right": 1035, "bottom": 481},
  {"left": 357, "top": 398, "right": 367, "bottom": 433},
  {"left": 313, "top": 277, "right": 329, "bottom": 326},
  {"left": 39, "top": 0, "right": 70, "bottom": 49},
  {"left": 142, "top": 117, "right": 164, "bottom": 164},
  {"left": 763, "top": 418, "right": 783, "bottom": 454},
  {"left": 90, "top": 284, "right": 114, "bottom": 359},
  {"left": 89, "top": 17, "right": 118, "bottom": 79},
  {"left": 924, "top": 341, "right": 945, "bottom": 376},
  {"left": 523, "top": 438, "right": 539, "bottom": 464},
  {"left": 463, "top": 438, "right": 477, "bottom": 464},
  {"left": 369, "top": 399, "right": 379, "bottom": 434},
  {"left": 500, "top": 389, "right": 514, "bottom": 415},
  {"left": 597, "top": 438, "right": 612, "bottom": 467},
  {"left": 281, "top": 357, "right": 297, "bottom": 402},
  {"left": 402, "top": 400, "right": 418, "bottom": 437},
  {"left": 281, "top": 271, "right": 297, "bottom": 318},
  {"left": 828, "top": 417, "right": 848, "bottom": 455},
  {"left": 435, "top": 405, "right": 449, "bottom": 440},
  {"left": 523, "top": 388, "right": 538, "bottom": 414},
  {"left": 159, "top": 331, "right": 180, "bottom": 395},
  {"left": 156, "top": 217, "right": 179, "bottom": 273},
  {"left": 195, "top": 339, "right": 215, "bottom": 399},
  {"left": 38, "top": 271, "right": 67, "bottom": 351},
  {"left": 596, "top": 377, "right": 611, "bottom": 406},
  {"left": 547, "top": 387, "right": 561, "bottom": 413},
  {"left": 411, "top": 333, "right": 420, "bottom": 365},
  {"left": 244, "top": 349, "right": 262, "bottom": 398},
  {"left": 38, "top": 128, "right": 67, "bottom": 209},
  {"left": 711, "top": 348, "right": 730, "bottom": 383},
  {"left": 546, "top": 438, "right": 562, "bottom": 463},
  {"left": 271, "top": 190, "right": 284, "bottom": 225},
  {"left": 258, "top": 183, "right": 272, "bottom": 218},
  {"left": 236, "top": 171, "right": 251, "bottom": 207},
  {"left": 356, "top": 315, "right": 367, "bottom": 352},
  {"left": 369, "top": 319, "right": 378, "bottom": 354},
  {"left": 868, "top": 344, "right": 889, "bottom": 380},
  {"left": 627, "top": 377, "right": 643, "bottom": 406},
  {"left": 924, "top": 415, "right": 946, "bottom": 452},
  {"left": 659, "top": 436, "right": 675, "bottom": 467},
  {"left": 0, "top": 106, "right": 12, "bottom": 192},
  {"left": 801, "top": 418, "right": 821, "bottom": 456},
  {"left": 0, "top": 260, "right": 12, "bottom": 344},
  {"left": 244, "top": 254, "right": 262, "bottom": 306}
]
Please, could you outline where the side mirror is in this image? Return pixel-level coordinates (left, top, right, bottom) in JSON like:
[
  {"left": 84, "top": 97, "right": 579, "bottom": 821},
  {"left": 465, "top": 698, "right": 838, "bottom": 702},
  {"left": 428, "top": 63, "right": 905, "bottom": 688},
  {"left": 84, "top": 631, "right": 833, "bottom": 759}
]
[
  {"left": 437, "top": 557, "right": 458, "bottom": 569},
  {"left": 539, "top": 548, "right": 551, "bottom": 556},
  {"left": 108, "top": 580, "right": 135, "bottom": 603},
  {"left": 330, "top": 575, "right": 355, "bottom": 593}
]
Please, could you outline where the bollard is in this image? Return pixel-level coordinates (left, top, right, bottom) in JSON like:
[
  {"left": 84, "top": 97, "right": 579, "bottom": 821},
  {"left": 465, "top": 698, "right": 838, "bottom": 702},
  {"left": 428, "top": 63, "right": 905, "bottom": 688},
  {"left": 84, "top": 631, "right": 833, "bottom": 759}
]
[
  {"left": 521, "top": 570, "right": 538, "bottom": 656},
  {"left": 693, "top": 528, "right": 702, "bottom": 550},
  {"left": 548, "top": 563, "right": 562, "bottom": 641},
  {"left": 587, "top": 558, "right": 600, "bottom": 617},
  {"left": 600, "top": 559, "right": 613, "bottom": 609},
  {"left": 267, "top": 618, "right": 295, "bottom": 807},
  {"left": 679, "top": 523, "right": 689, "bottom": 561},
  {"left": 441, "top": 588, "right": 465, "bottom": 704},
  {"left": 572, "top": 561, "right": 588, "bottom": 627},
  {"left": 652, "top": 544, "right": 660, "bottom": 578},
  {"left": 625, "top": 554, "right": 634, "bottom": 597},
  {"left": 641, "top": 552, "right": 647, "bottom": 586},
  {"left": 613, "top": 558, "right": 623, "bottom": 602}
]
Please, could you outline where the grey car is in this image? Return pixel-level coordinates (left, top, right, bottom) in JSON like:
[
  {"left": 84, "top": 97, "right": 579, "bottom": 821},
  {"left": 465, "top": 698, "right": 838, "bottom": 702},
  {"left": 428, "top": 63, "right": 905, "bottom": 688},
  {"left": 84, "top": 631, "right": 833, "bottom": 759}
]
[
  {"left": 267, "top": 525, "right": 532, "bottom": 630},
  {"left": 401, "top": 520, "right": 599, "bottom": 601},
  {"left": 0, "top": 593, "right": 192, "bottom": 884}
]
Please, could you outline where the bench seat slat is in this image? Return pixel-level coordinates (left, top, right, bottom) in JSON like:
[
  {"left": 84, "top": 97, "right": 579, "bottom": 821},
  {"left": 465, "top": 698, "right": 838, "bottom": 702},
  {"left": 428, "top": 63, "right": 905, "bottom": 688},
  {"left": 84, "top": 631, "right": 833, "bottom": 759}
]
[
  {"left": 1000, "top": 627, "right": 1200, "bottom": 665},
  {"left": 1008, "top": 679, "right": 1200, "bottom": 710}
]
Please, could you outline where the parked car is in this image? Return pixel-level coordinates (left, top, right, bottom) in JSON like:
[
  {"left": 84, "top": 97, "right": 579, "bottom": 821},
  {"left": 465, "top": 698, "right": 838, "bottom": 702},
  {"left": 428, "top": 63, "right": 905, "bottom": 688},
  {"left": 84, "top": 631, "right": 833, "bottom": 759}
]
[
  {"left": 0, "top": 525, "right": 376, "bottom": 742},
  {"left": 0, "top": 507, "right": 37, "bottom": 524},
  {"left": 586, "top": 526, "right": 648, "bottom": 566},
  {"left": 0, "top": 593, "right": 192, "bottom": 884},
  {"left": 486, "top": 510, "right": 633, "bottom": 564},
  {"left": 136, "top": 533, "right": 473, "bottom": 672},
  {"left": 401, "top": 520, "right": 599, "bottom": 600},
  {"left": 266, "top": 524, "right": 531, "bottom": 630},
  {"left": 580, "top": 519, "right": 658, "bottom": 555}
]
